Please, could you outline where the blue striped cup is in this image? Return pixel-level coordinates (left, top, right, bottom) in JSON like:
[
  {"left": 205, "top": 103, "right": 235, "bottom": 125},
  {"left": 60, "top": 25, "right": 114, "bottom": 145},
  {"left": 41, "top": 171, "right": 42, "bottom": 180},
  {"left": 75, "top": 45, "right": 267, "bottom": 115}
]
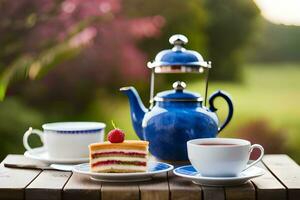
[{"left": 23, "top": 122, "right": 106, "bottom": 159}]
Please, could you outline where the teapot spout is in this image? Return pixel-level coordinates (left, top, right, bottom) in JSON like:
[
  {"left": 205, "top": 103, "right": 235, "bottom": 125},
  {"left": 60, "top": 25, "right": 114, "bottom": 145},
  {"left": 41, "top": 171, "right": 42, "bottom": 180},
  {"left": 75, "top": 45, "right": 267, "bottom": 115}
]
[{"left": 120, "top": 87, "right": 148, "bottom": 140}]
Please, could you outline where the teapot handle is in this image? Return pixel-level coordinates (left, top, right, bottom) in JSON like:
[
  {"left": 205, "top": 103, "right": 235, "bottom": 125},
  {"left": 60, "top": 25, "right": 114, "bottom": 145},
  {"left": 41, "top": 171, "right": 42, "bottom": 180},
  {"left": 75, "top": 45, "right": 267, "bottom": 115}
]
[{"left": 208, "top": 90, "right": 234, "bottom": 132}]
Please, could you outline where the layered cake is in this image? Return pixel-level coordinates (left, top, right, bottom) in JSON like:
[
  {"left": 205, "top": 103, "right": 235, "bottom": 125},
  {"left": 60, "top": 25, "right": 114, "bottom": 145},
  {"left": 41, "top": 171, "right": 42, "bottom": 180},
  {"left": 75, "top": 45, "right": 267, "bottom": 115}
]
[{"left": 89, "top": 126, "right": 149, "bottom": 173}]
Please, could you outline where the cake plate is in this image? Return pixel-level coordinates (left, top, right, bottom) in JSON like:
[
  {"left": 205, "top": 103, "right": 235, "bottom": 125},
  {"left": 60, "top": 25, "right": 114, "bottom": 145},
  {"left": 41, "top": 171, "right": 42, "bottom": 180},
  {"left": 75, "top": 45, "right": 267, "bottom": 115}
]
[{"left": 73, "top": 161, "right": 174, "bottom": 182}]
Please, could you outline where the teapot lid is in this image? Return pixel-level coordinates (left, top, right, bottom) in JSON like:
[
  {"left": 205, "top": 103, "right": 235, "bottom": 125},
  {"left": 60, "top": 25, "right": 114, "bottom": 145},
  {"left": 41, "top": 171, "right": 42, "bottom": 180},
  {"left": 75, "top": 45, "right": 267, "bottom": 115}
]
[
  {"left": 147, "top": 34, "right": 211, "bottom": 73},
  {"left": 154, "top": 81, "right": 202, "bottom": 102}
]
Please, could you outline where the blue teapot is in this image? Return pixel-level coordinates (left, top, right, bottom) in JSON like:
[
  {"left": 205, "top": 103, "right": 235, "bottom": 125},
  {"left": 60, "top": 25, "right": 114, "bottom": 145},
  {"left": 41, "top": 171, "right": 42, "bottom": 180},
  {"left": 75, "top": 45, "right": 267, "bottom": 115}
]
[{"left": 120, "top": 34, "right": 234, "bottom": 161}]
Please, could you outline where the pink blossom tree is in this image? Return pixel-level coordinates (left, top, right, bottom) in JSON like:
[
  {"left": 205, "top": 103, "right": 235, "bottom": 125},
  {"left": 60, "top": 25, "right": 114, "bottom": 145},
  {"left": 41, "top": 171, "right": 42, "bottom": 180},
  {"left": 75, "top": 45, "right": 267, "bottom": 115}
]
[{"left": 0, "top": 0, "right": 165, "bottom": 102}]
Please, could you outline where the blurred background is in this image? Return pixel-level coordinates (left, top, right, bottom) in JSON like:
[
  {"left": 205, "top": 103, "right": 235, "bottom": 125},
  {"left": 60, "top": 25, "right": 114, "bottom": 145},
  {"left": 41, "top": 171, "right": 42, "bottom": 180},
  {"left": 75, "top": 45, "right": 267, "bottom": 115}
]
[{"left": 0, "top": 0, "right": 299, "bottom": 162}]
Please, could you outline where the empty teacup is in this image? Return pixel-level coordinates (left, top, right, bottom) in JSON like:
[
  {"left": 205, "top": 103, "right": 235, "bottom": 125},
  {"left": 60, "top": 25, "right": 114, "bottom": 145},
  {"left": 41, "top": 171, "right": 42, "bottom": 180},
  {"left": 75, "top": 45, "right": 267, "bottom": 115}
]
[
  {"left": 187, "top": 138, "right": 264, "bottom": 177},
  {"left": 23, "top": 122, "right": 106, "bottom": 159}
]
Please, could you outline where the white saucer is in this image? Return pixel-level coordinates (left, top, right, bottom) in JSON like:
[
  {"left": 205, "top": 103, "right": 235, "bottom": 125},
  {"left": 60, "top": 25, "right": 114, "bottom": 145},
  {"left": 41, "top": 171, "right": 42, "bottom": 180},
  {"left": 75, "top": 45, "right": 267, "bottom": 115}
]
[
  {"left": 24, "top": 147, "right": 89, "bottom": 164},
  {"left": 173, "top": 165, "right": 265, "bottom": 186},
  {"left": 73, "top": 161, "right": 174, "bottom": 182}
]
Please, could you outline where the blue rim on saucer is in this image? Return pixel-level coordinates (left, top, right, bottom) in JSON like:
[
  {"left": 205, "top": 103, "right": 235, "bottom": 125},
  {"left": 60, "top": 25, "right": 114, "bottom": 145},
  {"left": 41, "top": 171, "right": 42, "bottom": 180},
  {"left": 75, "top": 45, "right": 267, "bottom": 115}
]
[
  {"left": 174, "top": 165, "right": 198, "bottom": 176},
  {"left": 73, "top": 161, "right": 174, "bottom": 182},
  {"left": 173, "top": 165, "right": 265, "bottom": 186}
]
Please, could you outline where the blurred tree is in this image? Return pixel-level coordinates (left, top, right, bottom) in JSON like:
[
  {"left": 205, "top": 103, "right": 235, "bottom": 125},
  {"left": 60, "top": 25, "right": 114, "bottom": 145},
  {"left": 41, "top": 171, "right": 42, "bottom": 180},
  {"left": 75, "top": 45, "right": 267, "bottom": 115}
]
[
  {"left": 248, "top": 20, "right": 300, "bottom": 63},
  {"left": 0, "top": 0, "right": 164, "bottom": 114},
  {"left": 237, "top": 120, "right": 287, "bottom": 158},
  {"left": 0, "top": 0, "right": 107, "bottom": 99},
  {"left": 204, "top": 0, "right": 260, "bottom": 81},
  {"left": 123, "top": 0, "right": 207, "bottom": 59}
]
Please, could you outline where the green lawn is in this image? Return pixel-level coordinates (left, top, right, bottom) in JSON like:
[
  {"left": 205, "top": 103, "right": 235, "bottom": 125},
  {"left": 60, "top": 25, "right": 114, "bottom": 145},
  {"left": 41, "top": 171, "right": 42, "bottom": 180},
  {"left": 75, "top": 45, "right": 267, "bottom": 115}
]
[{"left": 90, "top": 63, "right": 300, "bottom": 162}]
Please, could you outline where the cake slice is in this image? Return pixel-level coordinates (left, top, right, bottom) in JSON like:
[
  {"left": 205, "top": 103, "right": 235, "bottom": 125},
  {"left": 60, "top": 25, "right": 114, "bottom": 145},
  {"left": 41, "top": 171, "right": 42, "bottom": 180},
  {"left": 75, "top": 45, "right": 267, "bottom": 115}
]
[{"left": 89, "top": 140, "right": 149, "bottom": 173}]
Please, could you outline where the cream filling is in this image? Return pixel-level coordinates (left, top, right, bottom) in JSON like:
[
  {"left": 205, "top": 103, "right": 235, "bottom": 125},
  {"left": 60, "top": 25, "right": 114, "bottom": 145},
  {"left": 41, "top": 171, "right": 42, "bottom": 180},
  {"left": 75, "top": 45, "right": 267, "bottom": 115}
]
[
  {"left": 92, "top": 164, "right": 147, "bottom": 171},
  {"left": 91, "top": 149, "right": 147, "bottom": 154},
  {"left": 91, "top": 156, "right": 147, "bottom": 164}
]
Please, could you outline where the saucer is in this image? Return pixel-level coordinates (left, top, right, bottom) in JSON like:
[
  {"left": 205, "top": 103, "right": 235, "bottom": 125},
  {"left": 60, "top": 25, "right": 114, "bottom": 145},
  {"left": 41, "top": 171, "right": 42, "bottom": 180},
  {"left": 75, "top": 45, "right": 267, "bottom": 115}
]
[
  {"left": 173, "top": 165, "right": 265, "bottom": 186},
  {"left": 24, "top": 147, "right": 89, "bottom": 164},
  {"left": 73, "top": 161, "right": 174, "bottom": 182}
]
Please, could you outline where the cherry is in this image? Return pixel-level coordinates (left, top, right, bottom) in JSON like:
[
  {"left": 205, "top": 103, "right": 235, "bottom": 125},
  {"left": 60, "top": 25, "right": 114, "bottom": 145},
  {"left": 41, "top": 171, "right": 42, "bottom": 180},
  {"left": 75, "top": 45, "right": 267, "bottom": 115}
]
[
  {"left": 107, "top": 121, "right": 125, "bottom": 143},
  {"left": 107, "top": 129, "right": 125, "bottom": 143}
]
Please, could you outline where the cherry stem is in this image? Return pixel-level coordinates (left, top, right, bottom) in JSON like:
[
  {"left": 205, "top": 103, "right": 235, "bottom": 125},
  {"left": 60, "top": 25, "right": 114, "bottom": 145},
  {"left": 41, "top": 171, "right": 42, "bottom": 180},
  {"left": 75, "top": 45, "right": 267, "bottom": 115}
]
[{"left": 111, "top": 120, "right": 117, "bottom": 129}]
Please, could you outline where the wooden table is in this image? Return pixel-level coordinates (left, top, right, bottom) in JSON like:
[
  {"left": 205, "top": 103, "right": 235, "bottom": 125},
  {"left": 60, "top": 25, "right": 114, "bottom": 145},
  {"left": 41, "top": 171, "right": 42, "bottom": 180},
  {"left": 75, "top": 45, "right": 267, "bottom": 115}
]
[{"left": 0, "top": 154, "right": 299, "bottom": 200}]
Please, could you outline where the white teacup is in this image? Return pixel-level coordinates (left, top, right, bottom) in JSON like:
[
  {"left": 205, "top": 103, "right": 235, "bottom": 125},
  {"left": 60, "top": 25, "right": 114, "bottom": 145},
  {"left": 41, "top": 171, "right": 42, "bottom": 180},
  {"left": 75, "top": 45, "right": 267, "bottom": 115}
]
[
  {"left": 23, "top": 122, "right": 106, "bottom": 159},
  {"left": 187, "top": 138, "right": 264, "bottom": 177}
]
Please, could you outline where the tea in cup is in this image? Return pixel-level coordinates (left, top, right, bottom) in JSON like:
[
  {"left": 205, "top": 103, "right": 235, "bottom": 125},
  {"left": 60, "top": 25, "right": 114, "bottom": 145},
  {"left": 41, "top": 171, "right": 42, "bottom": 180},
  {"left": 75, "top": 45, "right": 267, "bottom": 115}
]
[
  {"left": 187, "top": 138, "right": 264, "bottom": 177},
  {"left": 23, "top": 122, "right": 106, "bottom": 159}
]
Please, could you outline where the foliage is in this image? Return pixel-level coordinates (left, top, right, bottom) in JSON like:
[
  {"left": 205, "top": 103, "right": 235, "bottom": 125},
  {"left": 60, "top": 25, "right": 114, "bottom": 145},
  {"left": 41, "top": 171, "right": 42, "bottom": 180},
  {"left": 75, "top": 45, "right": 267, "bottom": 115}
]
[
  {"left": 0, "top": 97, "right": 44, "bottom": 160},
  {"left": 237, "top": 120, "right": 287, "bottom": 155},
  {"left": 0, "top": 0, "right": 164, "bottom": 104},
  {"left": 249, "top": 20, "right": 300, "bottom": 63},
  {"left": 123, "top": 0, "right": 207, "bottom": 58},
  {"left": 204, "top": 0, "right": 260, "bottom": 81}
]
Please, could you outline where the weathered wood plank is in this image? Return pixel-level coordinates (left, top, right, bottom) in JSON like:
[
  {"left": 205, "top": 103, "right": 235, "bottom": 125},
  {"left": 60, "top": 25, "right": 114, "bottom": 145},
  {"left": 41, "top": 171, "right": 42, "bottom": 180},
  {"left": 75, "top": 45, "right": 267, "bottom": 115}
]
[
  {"left": 139, "top": 172, "right": 169, "bottom": 200},
  {"left": 3, "top": 154, "right": 49, "bottom": 168},
  {"left": 25, "top": 170, "right": 72, "bottom": 200},
  {"left": 0, "top": 155, "right": 41, "bottom": 200},
  {"left": 101, "top": 182, "right": 139, "bottom": 200},
  {"left": 201, "top": 186, "right": 225, "bottom": 200},
  {"left": 251, "top": 161, "right": 287, "bottom": 200},
  {"left": 168, "top": 171, "right": 202, "bottom": 200},
  {"left": 63, "top": 173, "right": 101, "bottom": 200},
  {"left": 263, "top": 154, "right": 300, "bottom": 200},
  {"left": 225, "top": 182, "right": 256, "bottom": 200}
]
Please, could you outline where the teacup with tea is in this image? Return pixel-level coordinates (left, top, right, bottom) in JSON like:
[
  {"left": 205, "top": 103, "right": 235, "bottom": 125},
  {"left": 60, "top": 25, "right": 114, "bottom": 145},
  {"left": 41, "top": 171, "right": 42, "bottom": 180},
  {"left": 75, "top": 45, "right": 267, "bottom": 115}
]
[{"left": 187, "top": 138, "right": 264, "bottom": 177}]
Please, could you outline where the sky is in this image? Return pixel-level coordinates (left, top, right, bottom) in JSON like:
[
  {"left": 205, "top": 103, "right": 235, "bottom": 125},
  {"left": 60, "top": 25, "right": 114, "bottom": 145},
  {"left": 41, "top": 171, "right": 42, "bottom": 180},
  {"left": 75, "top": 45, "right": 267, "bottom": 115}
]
[{"left": 254, "top": 0, "right": 300, "bottom": 26}]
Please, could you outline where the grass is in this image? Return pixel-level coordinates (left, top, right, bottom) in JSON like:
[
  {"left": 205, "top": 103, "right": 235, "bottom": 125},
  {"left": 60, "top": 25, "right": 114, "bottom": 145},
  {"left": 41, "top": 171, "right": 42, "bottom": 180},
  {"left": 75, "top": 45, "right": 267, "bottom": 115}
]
[{"left": 89, "top": 63, "right": 300, "bottom": 162}]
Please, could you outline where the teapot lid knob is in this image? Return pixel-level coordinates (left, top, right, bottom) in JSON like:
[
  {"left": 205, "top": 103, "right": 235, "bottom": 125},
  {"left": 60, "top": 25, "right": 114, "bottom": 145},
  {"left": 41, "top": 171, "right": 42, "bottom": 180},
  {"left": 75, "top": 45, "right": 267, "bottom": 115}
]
[
  {"left": 173, "top": 81, "right": 186, "bottom": 91},
  {"left": 169, "top": 34, "right": 188, "bottom": 46}
]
